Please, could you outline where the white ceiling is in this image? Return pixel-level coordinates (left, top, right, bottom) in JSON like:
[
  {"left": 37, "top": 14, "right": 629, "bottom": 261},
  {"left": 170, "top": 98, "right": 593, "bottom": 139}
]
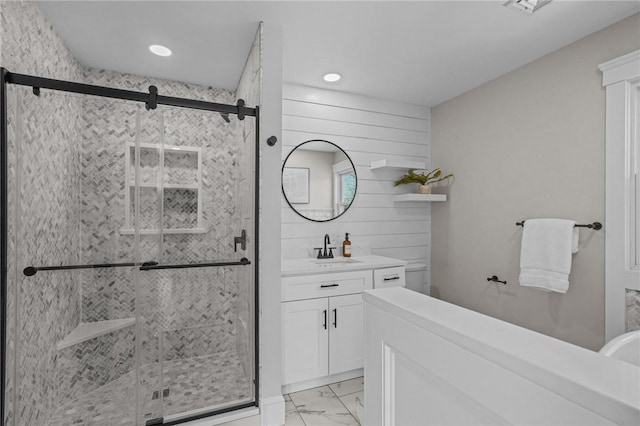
[{"left": 37, "top": 1, "right": 640, "bottom": 107}]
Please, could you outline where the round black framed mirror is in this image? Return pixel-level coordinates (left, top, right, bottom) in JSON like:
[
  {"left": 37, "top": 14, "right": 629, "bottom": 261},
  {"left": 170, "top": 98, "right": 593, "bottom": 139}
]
[{"left": 282, "top": 139, "right": 357, "bottom": 222}]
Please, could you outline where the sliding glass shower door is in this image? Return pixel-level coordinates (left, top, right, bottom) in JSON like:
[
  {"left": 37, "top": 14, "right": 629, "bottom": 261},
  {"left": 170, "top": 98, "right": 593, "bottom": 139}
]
[
  {"left": 132, "top": 106, "right": 256, "bottom": 424},
  {"left": 4, "top": 76, "right": 257, "bottom": 426}
]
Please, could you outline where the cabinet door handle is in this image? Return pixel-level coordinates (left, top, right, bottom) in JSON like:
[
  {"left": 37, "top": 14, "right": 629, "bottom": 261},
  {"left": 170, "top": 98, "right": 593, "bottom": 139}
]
[
  {"left": 323, "top": 309, "right": 327, "bottom": 329},
  {"left": 333, "top": 308, "right": 337, "bottom": 328},
  {"left": 320, "top": 283, "right": 339, "bottom": 288},
  {"left": 383, "top": 275, "right": 400, "bottom": 281}
]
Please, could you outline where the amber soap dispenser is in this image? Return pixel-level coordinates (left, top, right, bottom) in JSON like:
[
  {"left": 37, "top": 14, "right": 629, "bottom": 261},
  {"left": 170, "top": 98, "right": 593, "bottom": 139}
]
[{"left": 342, "top": 233, "right": 352, "bottom": 257}]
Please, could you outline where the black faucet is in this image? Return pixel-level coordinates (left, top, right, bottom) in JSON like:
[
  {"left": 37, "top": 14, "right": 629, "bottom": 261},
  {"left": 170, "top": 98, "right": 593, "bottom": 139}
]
[{"left": 314, "top": 234, "right": 336, "bottom": 259}]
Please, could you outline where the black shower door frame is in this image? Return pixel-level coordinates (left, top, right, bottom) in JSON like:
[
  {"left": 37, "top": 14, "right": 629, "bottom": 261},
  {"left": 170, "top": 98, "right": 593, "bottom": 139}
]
[{"left": 0, "top": 67, "right": 261, "bottom": 425}]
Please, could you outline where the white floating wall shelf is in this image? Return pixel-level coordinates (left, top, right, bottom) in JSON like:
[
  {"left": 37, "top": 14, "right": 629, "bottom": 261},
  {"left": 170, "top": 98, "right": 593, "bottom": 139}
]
[
  {"left": 369, "top": 159, "right": 426, "bottom": 170},
  {"left": 393, "top": 194, "right": 447, "bottom": 202}
]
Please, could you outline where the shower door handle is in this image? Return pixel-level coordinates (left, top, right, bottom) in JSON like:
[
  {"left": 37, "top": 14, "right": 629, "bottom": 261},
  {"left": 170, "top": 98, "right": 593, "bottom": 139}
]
[
  {"left": 139, "top": 258, "right": 250, "bottom": 271},
  {"left": 234, "top": 229, "right": 247, "bottom": 252}
]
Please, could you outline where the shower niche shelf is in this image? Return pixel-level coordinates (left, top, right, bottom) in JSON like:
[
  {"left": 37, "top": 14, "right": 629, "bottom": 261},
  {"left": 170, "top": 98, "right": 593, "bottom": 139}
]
[{"left": 121, "top": 143, "right": 204, "bottom": 235}]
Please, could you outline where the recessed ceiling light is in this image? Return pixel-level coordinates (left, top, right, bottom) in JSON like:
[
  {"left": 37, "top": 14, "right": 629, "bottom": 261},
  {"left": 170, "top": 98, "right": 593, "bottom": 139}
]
[
  {"left": 323, "top": 73, "right": 341, "bottom": 82},
  {"left": 149, "top": 44, "right": 172, "bottom": 57}
]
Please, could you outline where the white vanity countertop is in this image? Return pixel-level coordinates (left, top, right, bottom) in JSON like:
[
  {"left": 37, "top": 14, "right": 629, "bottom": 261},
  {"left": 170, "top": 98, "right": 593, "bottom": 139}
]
[{"left": 281, "top": 255, "right": 407, "bottom": 277}]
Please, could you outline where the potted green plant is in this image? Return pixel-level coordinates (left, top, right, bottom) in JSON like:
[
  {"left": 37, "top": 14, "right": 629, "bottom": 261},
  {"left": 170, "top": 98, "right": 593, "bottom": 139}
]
[{"left": 393, "top": 168, "right": 453, "bottom": 194}]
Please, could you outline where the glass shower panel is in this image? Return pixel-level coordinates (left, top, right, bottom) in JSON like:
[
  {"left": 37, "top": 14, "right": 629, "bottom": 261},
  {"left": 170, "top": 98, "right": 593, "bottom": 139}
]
[
  {"left": 132, "top": 108, "right": 166, "bottom": 424},
  {"left": 139, "top": 106, "right": 256, "bottom": 421},
  {"left": 6, "top": 79, "right": 256, "bottom": 425},
  {"left": 9, "top": 87, "right": 142, "bottom": 426}
]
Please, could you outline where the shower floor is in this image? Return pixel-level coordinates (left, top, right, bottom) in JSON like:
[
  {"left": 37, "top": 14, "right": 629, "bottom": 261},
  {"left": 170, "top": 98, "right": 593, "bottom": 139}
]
[{"left": 48, "top": 350, "right": 252, "bottom": 426}]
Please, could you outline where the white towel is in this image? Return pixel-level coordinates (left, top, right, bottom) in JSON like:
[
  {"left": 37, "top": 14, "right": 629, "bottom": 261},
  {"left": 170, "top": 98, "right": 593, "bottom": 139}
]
[{"left": 519, "top": 218, "right": 578, "bottom": 293}]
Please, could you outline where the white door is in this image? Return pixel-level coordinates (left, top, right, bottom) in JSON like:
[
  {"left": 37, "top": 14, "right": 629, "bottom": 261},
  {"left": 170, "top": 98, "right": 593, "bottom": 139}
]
[
  {"left": 282, "top": 298, "right": 329, "bottom": 384},
  {"left": 329, "top": 293, "right": 364, "bottom": 375}
]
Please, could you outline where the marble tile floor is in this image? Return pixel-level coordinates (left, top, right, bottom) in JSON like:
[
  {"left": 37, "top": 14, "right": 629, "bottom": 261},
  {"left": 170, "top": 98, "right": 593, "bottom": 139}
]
[
  {"left": 49, "top": 350, "right": 252, "bottom": 426},
  {"left": 219, "top": 377, "right": 365, "bottom": 426}
]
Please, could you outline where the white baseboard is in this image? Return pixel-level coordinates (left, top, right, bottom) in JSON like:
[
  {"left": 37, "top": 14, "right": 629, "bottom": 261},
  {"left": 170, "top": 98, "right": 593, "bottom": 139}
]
[
  {"left": 281, "top": 368, "right": 363, "bottom": 394},
  {"left": 260, "top": 394, "right": 285, "bottom": 426}
]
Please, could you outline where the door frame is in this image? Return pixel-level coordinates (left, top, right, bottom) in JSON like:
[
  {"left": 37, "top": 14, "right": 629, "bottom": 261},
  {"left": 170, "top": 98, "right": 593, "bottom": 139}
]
[{"left": 599, "top": 50, "right": 640, "bottom": 340}]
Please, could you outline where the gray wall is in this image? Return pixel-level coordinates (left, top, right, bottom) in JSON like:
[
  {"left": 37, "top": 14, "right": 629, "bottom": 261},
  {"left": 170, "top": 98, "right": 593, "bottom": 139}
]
[{"left": 431, "top": 13, "right": 640, "bottom": 351}]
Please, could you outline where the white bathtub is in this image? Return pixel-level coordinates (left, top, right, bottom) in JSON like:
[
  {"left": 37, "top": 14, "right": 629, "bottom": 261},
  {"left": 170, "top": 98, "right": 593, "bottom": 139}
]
[{"left": 600, "top": 330, "right": 640, "bottom": 367}]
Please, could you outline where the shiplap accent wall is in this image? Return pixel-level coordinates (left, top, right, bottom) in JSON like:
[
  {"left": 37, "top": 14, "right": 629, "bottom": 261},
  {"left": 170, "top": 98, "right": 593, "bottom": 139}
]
[{"left": 281, "top": 84, "right": 431, "bottom": 292}]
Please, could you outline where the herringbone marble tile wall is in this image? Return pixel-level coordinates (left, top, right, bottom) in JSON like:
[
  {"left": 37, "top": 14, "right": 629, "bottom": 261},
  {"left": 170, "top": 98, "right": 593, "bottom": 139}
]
[
  {"left": 81, "top": 69, "right": 247, "bottom": 370},
  {"left": 3, "top": 2, "right": 258, "bottom": 423},
  {"left": 625, "top": 289, "right": 640, "bottom": 332},
  {"left": 1, "top": 1, "right": 85, "bottom": 424},
  {"left": 14, "top": 89, "right": 84, "bottom": 424}
]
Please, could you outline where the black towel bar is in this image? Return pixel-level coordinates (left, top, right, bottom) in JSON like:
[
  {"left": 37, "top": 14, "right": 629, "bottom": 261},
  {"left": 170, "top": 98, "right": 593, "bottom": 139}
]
[
  {"left": 23, "top": 261, "right": 158, "bottom": 276},
  {"left": 515, "top": 221, "right": 602, "bottom": 230},
  {"left": 139, "top": 258, "right": 250, "bottom": 271},
  {"left": 487, "top": 275, "right": 507, "bottom": 285}
]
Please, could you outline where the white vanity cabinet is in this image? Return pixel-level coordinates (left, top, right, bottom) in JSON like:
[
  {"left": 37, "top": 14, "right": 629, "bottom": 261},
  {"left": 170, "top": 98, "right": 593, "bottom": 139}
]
[
  {"left": 281, "top": 292, "right": 365, "bottom": 385},
  {"left": 373, "top": 266, "right": 406, "bottom": 289},
  {"left": 281, "top": 297, "right": 329, "bottom": 384},
  {"left": 328, "top": 293, "right": 365, "bottom": 374},
  {"left": 281, "top": 270, "right": 372, "bottom": 386},
  {"left": 281, "top": 255, "right": 407, "bottom": 392}
]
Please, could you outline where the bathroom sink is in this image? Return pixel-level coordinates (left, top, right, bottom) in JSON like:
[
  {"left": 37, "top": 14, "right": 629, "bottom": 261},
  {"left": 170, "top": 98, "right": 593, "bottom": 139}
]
[
  {"left": 310, "top": 258, "right": 362, "bottom": 266},
  {"left": 599, "top": 330, "right": 640, "bottom": 367}
]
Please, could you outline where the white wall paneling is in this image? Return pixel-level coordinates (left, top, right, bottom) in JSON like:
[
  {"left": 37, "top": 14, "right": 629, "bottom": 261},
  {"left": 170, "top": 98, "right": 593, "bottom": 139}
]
[{"left": 282, "top": 84, "right": 431, "bottom": 292}]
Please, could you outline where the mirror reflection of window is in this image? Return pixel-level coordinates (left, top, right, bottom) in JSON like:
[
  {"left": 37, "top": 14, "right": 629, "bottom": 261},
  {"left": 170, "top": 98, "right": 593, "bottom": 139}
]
[
  {"left": 282, "top": 140, "right": 357, "bottom": 222},
  {"left": 332, "top": 155, "right": 356, "bottom": 216},
  {"left": 339, "top": 172, "right": 356, "bottom": 214}
]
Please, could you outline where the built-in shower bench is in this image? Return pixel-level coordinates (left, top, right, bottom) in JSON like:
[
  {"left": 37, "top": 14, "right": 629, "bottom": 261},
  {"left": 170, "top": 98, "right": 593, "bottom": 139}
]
[
  {"left": 56, "top": 318, "right": 137, "bottom": 407},
  {"left": 57, "top": 318, "right": 135, "bottom": 350}
]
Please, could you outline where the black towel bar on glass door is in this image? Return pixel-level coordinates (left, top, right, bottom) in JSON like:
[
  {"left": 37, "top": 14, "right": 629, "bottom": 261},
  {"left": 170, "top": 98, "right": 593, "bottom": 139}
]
[
  {"left": 515, "top": 221, "right": 602, "bottom": 230},
  {"left": 23, "top": 261, "right": 158, "bottom": 276},
  {"left": 24, "top": 257, "right": 252, "bottom": 275},
  {"left": 139, "top": 258, "right": 251, "bottom": 271}
]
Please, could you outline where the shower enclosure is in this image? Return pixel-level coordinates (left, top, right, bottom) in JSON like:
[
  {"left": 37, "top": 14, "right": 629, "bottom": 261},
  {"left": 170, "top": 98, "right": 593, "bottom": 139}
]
[{"left": 0, "top": 69, "right": 259, "bottom": 425}]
